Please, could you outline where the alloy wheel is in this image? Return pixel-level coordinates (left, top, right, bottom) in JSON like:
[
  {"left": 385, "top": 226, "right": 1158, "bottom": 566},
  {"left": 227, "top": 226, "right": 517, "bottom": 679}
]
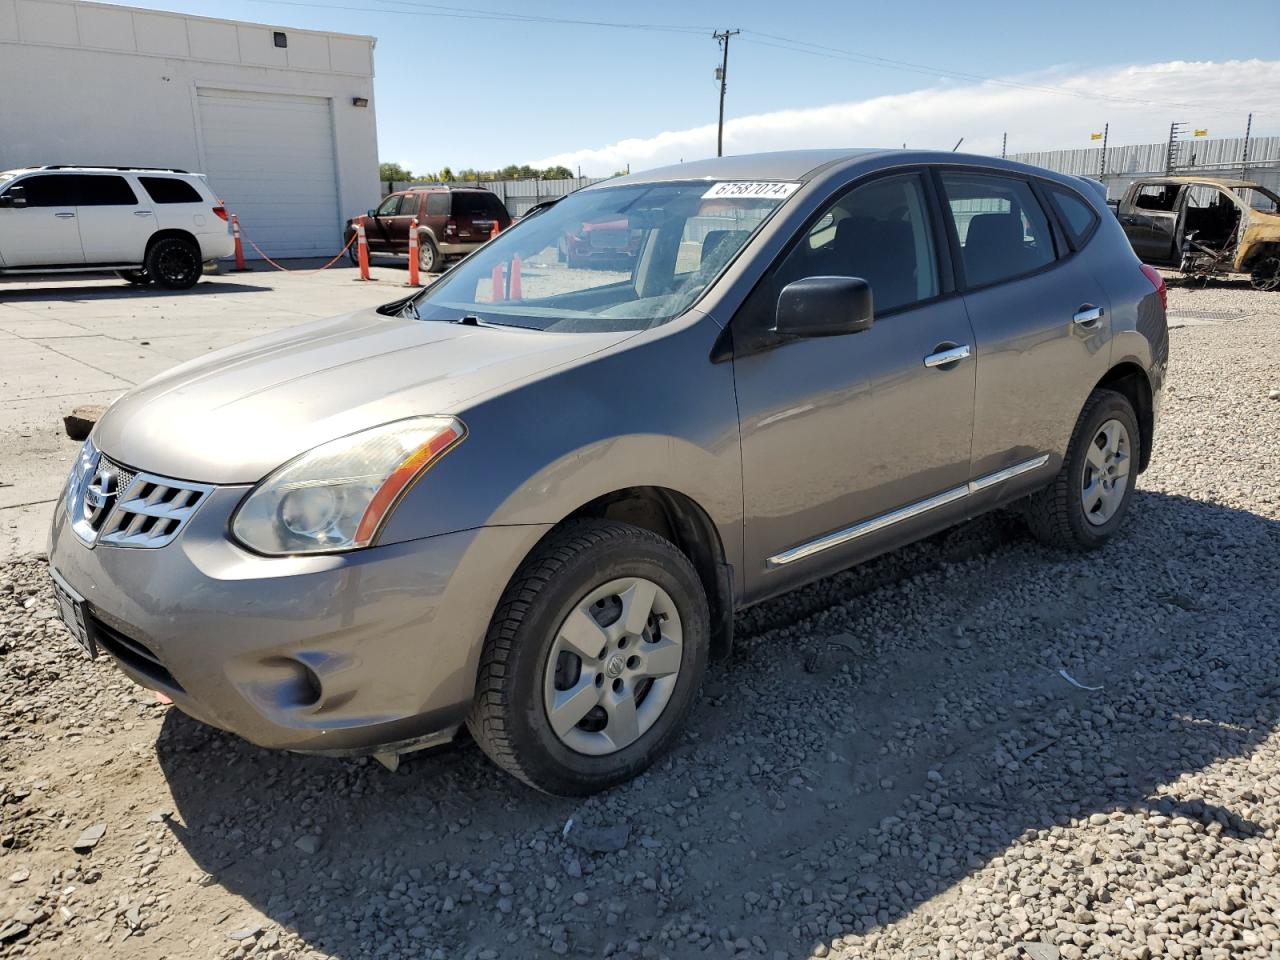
[
  {"left": 542, "top": 577, "right": 683, "bottom": 756},
  {"left": 1081, "top": 418, "right": 1131, "bottom": 526}
]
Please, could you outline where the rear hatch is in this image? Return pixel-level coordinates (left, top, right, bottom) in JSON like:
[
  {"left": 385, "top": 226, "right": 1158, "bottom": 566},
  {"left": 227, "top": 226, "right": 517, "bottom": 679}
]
[{"left": 450, "top": 191, "right": 507, "bottom": 241}]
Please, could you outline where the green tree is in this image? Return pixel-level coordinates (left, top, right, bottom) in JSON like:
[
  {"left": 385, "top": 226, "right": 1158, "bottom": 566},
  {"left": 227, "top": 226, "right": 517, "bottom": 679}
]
[
  {"left": 438, "top": 166, "right": 455, "bottom": 183},
  {"left": 378, "top": 161, "right": 414, "bottom": 182},
  {"left": 542, "top": 165, "right": 573, "bottom": 180}
]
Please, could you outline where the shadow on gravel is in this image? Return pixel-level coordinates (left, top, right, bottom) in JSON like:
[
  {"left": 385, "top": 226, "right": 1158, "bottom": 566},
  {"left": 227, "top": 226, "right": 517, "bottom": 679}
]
[
  {"left": 155, "top": 491, "right": 1280, "bottom": 959},
  {"left": 0, "top": 279, "right": 273, "bottom": 301}
]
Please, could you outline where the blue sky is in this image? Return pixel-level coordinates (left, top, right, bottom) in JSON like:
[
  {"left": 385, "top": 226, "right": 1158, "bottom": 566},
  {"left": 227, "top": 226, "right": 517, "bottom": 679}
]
[{"left": 149, "top": 0, "right": 1278, "bottom": 176}]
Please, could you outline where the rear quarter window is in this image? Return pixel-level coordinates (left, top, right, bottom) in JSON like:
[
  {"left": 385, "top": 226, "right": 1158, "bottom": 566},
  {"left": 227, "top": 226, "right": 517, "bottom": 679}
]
[
  {"left": 139, "top": 177, "right": 203, "bottom": 204},
  {"left": 425, "top": 193, "right": 449, "bottom": 216},
  {"left": 452, "top": 192, "right": 505, "bottom": 218},
  {"left": 1046, "top": 186, "right": 1101, "bottom": 249}
]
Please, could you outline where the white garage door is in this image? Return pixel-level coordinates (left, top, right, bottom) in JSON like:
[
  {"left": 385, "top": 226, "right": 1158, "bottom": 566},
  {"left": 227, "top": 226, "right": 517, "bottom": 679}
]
[{"left": 197, "top": 89, "right": 340, "bottom": 259}]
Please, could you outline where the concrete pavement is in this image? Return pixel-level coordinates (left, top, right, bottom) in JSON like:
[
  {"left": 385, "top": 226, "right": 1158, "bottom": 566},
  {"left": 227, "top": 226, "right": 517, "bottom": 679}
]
[{"left": 0, "top": 258, "right": 422, "bottom": 559}]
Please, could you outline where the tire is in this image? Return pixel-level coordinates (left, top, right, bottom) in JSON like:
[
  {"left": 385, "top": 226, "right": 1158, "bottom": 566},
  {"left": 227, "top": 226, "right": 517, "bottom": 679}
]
[
  {"left": 145, "top": 237, "right": 202, "bottom": 290},
  {"left": 468, "top": 519, "right": 710, "bottom": 796},
  {"left": 346, "top": 233, "right": 360, "bottom": 266},
  {"left": 116, "top": 269, "right": 150, "bottom": 286},
  {"left": 1023, "top": 388, "right": 1141, "bottom": 551},
  {"left": 418, "top": 235, "right": 440, "bottom": 274},
  {"left": 1250, "top": 255, "right": 1280, "bottom": 292}
]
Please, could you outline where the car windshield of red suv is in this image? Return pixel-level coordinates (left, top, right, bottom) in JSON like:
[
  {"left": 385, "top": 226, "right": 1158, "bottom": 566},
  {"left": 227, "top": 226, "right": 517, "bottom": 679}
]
[{"left": 411, "top": 181, "right": 795, "bottom": 332}]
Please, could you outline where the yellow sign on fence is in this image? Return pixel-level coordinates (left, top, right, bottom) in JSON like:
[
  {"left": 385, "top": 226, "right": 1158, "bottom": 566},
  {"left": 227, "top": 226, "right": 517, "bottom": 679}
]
[
  {"left": 1194, "top": 128, "right": 1208, "bottom": 137},
  {"left": 1090, "top": 132, "right": 1104, "bottom": 140}
]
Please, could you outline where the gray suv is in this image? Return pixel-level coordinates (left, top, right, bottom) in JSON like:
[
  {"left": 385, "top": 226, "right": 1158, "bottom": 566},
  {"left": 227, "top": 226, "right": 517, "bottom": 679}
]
[{"left": 49, "top": 149, "right": 1168, "bottom": 795}]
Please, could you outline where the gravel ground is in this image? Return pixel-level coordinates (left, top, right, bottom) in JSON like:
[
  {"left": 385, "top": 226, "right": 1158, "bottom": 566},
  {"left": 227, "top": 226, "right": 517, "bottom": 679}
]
[{"left": 1, "top": 279, "right": 1278, "bottom": 960}]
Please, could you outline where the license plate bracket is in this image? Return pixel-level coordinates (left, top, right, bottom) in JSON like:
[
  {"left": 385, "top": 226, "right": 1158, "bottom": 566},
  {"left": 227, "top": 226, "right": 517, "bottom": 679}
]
[{"left": 50, "top": 570, "right": 96, "bottom": 659}]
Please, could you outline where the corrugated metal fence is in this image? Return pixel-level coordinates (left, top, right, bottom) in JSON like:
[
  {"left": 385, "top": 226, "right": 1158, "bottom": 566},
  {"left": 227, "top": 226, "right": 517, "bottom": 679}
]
[
  {"left": 1008, "top": 136, "right": 1280, "bottom": 198},
  {"left": 384, "top": 176, "right": 607, "bottom": 216}
]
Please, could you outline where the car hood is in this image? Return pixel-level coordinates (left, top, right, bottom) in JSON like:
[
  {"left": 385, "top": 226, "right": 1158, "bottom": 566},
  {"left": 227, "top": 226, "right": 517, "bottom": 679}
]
[{"left": 93, "top": 309, "right": 634, "bottom": 484}]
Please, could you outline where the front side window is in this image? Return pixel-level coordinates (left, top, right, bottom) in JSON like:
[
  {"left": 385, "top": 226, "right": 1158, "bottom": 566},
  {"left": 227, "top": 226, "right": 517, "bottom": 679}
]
[
  {"left": 1235, "top": 186, "right": 1280, "bottom": 214},
  {"left": 11, "top": 174, "right": 77, "bottom": 207},
  {"left": 73, "top": 175, "right": 137, "bottom": 206},
  {"left": 940, "top": 172, "right": 1056, "bottom": 288},
  {"left": 139, "top": 177, "right": 202, "bottom": 204},
  {"left": 412, "top": 180, "right": 792, "bottom": 332},
  {"left": 375, "top": 195, "right": 403, "bottom": 216},
  {"left": 773, "top": 173, "right": 939, "bottom": 314}
]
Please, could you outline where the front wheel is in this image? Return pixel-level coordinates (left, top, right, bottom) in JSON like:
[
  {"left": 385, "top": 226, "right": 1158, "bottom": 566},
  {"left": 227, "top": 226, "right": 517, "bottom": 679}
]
[
  {"left": 145, "top": 238, "right": 202, "bottom": 289},
  {"left": 1023, "top": 388, "right": 1140, "bottom": 551},
  {"left": 468, "top": 519, "right": 709, "bottom": 795}
]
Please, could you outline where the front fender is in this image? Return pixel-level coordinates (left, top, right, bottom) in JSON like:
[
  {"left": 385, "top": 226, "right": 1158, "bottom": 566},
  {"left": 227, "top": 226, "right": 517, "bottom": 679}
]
[{"left": 378, "top": 313, "right": 744, "bottom": 577}]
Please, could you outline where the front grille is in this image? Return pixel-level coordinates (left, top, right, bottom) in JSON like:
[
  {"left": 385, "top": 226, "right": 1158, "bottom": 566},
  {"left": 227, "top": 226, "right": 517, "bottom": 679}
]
[
  {"left": 95, "top": 464, "right": 213, "bottom": 549},
  {"left": 88, "top": 611, "right": 184, "bottom": 692}
]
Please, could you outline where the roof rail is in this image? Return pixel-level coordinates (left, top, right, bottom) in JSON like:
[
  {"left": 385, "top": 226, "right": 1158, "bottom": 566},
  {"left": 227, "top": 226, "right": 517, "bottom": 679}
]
[{"left": 38, "top": 165, "right": 191, "bottom": 174}]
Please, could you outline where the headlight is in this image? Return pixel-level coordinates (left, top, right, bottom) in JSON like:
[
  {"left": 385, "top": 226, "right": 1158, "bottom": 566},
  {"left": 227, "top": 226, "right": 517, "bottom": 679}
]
[
  {"left": 231, "top": 416, "right": 466, "bottom": 555},
  {"left": 64, "top": 436, "right": 99, "bottom": 515}
]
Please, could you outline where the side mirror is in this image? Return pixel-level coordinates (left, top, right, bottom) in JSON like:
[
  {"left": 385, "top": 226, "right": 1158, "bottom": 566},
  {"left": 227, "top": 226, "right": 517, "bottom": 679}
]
[
  {"left": 774, "top": 276, "right": 874, "bottom": 338},
  {"left": 367, "top": 208, "right": 378, "bottom": 219},
  {"left": 0, "top": 188, "right": 26, "bottom": 209}
]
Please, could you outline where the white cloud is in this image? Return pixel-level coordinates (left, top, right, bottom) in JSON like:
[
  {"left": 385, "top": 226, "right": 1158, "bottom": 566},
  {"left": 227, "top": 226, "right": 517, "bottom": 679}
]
[{"left": 533, "top": 59, "right": 1280, "bottom": 176}]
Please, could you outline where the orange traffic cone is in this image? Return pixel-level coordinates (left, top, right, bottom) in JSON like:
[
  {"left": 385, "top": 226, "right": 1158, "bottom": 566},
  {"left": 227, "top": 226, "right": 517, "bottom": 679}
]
[
  {"left": 356, "top": 221, "right": 371, "bottom": 281},
  {"left": 509, "top": 255, "right": 522, "bottom": 300},
  {"left": 490, "top": 219, "right": 500, "bottom": 240},
  {"left": 229, "top": 214, "right": 250, "bottom": 272},
  {"left": 407, "top": 217, "right": 421, "bottom": 287},
  {"left": 490, "top": 263, "right": 505, "bottom": 301}
]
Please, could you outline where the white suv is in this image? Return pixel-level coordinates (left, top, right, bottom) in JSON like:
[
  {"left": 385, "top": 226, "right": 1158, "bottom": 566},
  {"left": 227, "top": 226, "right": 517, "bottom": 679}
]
[{"left": 0, "top": 166, "right": 235, "bottom": 289}]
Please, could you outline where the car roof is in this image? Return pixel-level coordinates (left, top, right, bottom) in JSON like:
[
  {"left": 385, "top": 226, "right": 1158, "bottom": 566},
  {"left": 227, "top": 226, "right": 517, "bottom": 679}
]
[
  {"left": 1, "top": 166, "right": 202, "bottom": 177},
  {"left": 592, "top": 148, "right": 1097, "bottom": 188},
  {"left": 402, "top": 185, "right": 492, "bottom": 193},
  {"left": 1138, "top": 176, "right": 1261, "bottom": 190}
]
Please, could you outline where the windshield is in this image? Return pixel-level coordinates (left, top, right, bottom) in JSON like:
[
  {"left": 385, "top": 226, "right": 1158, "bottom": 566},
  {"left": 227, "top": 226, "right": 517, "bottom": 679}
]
[
  {"left": 1235, "top": 186, "right": 1280, "bottom": 214},
  {"left": 412, "top": 180, "right": 797, "bottom": 332}
]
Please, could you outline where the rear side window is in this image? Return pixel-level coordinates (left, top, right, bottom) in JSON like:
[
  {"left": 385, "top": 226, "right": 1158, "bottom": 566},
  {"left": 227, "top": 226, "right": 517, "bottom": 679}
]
[
  {"left": 8, "top": 175, "right": 76, "bottom": 206},
  {"left": 1134, "top": 184, "right": 1180, "bottom": 212},
  {"left": 425, "top": 193, "right": 449, "bottom": 216},
  {"left": 74, "top": 175, "right": 137, "bottom": 206},
  {"left": 139, "top": 177, "right": 202, "bottom": 204},
  {"left": 940, "top": 172, "right": 1056, "bottom": 288},
  {"left": 1046, "top": 186, "right": 1100, "bottom": 248}
]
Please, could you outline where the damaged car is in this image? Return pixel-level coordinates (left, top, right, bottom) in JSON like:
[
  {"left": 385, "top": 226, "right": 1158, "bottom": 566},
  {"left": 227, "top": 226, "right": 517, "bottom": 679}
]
[{"left": 1115, "top": 175, "right": 1280, "bottom": 290}]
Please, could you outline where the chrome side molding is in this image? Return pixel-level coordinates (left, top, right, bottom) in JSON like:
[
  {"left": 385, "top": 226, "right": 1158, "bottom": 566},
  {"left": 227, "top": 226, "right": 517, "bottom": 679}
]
[{"left": 766, "top": 454, "right": 1050, "bottom": 568}]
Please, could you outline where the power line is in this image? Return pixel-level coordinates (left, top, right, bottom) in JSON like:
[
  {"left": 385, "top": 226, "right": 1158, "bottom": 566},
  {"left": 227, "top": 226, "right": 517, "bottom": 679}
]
[{"left": 713, "top": 30, "right": 740, "bottom": 158}]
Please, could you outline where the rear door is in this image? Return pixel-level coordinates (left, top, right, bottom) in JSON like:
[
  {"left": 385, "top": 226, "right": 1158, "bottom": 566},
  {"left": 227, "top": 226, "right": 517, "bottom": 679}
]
[
  {"left": 74, "top": 174, "right": 155, "bottom": 264},
  {"left": 451, "top": 192, "right": 505, "bottom": 242},
  {"left": 937, "top": 170, "right": 1112, "bottom": 485},
  {"left": 1121, "top": 183, "right": 1182, "bottom": 263},
  {"left": 0, "top": 174, "right": 84, "bottom": 267}
]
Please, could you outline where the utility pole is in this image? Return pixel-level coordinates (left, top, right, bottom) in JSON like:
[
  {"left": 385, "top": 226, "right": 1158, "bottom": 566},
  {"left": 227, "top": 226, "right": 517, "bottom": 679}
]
[
  {"left": 1165, "top": 121, "right": 1186, "bottom": 174},
  {"left": 1099, "top": 122, "right": 1109, "bottom": 179},
  {"left": 1000, "top": 132, "right": 1007, "bottom": 159},
  {"left": 1241, "top": 112, "right": 1253, "bottom": 178},
  {"left": 713, "top": 29, "right": 739, "bottom": 158}
]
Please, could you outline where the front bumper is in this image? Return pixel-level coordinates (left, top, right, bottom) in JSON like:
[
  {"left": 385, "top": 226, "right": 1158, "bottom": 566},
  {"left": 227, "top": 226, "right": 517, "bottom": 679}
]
[{"left": 48, "top": 486, "right": 550, "bottom": 755}]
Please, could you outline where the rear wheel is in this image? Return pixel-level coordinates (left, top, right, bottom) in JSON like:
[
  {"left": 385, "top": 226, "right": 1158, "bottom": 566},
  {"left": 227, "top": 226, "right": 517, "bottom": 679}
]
[
  {"left": 417, "top": 235, "right": 439, "bottom": 274},
  {"left": 468, "top": 519, "right": 709, "bottom": 795},
  {"left": 145, "top": 237, "right": 202, "bottom": 289},
  {"left": 1023, "top": 389, "right": 1140, "bottom": 551},
  {"left": 346, "top": 232, "right": 360, "bottom": 266},
  {"left": 116, "top": 269, "right": 150, "bottom": 286}
]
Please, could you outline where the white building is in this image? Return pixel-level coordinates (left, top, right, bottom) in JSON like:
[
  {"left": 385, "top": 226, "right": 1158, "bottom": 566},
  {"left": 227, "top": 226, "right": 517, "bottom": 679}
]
[{"left": 0, "top": 0, "right": 379, "bottom": 258}]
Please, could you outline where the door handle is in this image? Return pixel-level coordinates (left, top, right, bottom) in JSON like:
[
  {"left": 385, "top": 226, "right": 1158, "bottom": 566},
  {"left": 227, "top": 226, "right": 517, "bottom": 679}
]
[
  {"left": 54, "top": 212, "right": 76, "bottom": 219},
  {"left": 1073, "top": 305, "right": 1105, "bottom": 327},
  {"left": 923, "top": 344, "right": 971, "bottom": 368},
  {"left": 134, "top": 210, "right": 153, "bottom": 216}
]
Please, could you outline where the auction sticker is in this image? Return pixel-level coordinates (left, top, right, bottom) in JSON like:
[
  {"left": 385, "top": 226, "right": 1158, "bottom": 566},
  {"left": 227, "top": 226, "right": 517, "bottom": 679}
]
[{"left": 701, "top": 181, "right": 801, "bottom": 200}]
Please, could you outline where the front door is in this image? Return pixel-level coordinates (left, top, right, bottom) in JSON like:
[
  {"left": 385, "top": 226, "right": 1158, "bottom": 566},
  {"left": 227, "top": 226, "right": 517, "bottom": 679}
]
[
  {"left": 367, "top": 194, "right": 406, "bottom": 251},
  {"left": 733, "top": 172, "right": 976, "bottom": 599},
  {"left": 73, "top": 175, "right": 156, "bottom": 264},
  {"left": 0, "top": 174, "right": 84, "bottom": 266}
]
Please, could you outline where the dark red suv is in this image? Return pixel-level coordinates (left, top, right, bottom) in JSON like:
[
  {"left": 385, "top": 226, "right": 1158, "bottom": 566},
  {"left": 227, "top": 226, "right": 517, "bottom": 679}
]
[{"left": 346, "top": 187, "right": 512, "bottom": 273}]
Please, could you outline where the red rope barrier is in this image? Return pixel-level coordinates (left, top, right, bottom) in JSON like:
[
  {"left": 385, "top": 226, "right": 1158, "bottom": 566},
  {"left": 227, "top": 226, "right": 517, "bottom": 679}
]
[{"left": 241, "top": 231, "right": 358, "bottom": 275}]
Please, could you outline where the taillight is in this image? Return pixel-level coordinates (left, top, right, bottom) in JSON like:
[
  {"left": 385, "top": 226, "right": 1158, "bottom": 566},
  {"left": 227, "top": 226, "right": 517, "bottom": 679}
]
[
  {"left": 1140, "top": 263, "right": 1167, "bottom": 310},
  {"left": 212, "top": 205, "right": 229, "bottom": 222},
  {"left": 445, "top": 217, "right": 457, "bottom": 236}
]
